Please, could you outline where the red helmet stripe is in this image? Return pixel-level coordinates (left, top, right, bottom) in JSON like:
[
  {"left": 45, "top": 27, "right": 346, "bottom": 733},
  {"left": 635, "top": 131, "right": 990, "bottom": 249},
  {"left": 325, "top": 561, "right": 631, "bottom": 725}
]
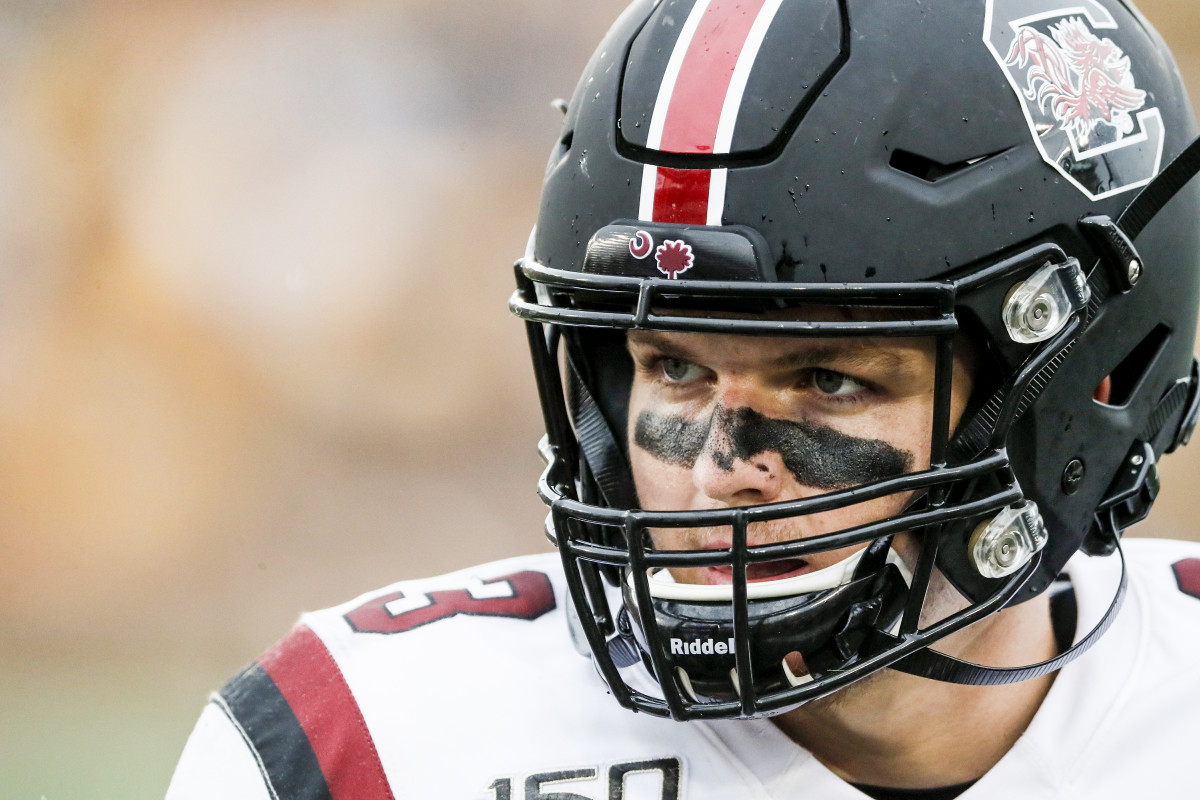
[
  {"left": 640, "top": 0, "right": 784, "bottom": 225},
  {"left": 653, "top": 167, "right": 713, "bottom": 224},
  {"left": 659, "top": 0, "right": 770, "bottom": 156}
]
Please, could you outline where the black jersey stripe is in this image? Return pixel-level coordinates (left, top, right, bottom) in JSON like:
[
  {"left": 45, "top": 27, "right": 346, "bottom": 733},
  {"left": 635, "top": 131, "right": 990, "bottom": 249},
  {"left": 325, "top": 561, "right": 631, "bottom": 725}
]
[{"left": 218, "top": 661, "right": 334, "bottom": 800}]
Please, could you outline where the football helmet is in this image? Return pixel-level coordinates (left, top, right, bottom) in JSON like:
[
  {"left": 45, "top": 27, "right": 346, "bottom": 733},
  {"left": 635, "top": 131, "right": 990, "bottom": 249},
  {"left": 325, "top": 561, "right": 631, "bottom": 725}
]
[{"left": 511, "top": 0, "right": 1200, "bottom": 719}]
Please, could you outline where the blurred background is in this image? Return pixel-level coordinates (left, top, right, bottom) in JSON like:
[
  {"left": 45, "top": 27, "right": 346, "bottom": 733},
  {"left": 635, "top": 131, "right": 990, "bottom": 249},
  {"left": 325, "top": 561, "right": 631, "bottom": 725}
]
[{"left": 0, "top": 1, "right": 1197, "bottom": 797}]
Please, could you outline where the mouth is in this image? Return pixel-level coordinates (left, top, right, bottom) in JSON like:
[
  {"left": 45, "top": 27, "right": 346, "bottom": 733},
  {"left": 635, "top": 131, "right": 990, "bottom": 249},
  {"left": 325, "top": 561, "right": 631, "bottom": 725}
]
[{"left": 708, "top": 558, "right": 809, "bottom": 583}]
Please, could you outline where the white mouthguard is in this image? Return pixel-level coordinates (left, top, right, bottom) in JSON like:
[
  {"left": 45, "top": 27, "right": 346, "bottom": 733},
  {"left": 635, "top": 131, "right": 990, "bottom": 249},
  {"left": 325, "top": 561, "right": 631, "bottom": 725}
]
[{"left": 637, "top": 546, "right": 914, "bottom": 602}]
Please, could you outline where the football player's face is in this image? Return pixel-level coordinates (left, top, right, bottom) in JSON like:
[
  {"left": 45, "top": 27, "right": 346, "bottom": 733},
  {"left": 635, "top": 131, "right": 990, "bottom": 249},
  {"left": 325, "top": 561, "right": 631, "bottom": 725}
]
[{"left": 626, "top": 321, "right": 974, "bottom": 585}]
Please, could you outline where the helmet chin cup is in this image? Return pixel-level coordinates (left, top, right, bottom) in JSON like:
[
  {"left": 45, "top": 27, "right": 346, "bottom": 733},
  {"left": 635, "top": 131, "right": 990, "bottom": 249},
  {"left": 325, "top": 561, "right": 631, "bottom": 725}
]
[{"left": 620, "top": 548, "right": 912, "bottom": 705}]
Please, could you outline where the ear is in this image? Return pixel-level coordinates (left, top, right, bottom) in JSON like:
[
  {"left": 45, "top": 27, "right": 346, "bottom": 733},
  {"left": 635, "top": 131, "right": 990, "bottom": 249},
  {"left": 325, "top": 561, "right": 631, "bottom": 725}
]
[{"left": 1094, "top": 375, "right": 1112, "bottom": 404}]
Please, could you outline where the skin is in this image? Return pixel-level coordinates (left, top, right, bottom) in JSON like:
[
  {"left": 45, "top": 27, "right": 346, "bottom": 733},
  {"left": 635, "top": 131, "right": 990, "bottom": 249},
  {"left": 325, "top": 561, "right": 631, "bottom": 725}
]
[{"left": 625, "top": 320, "right": 1059, "bottom": 789}]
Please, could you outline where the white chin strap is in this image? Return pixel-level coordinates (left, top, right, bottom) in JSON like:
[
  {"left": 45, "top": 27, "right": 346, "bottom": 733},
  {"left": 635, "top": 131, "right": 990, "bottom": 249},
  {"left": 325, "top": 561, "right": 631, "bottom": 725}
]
[{"left": 638, "top": 546, "right": 914, "bottom": 602}]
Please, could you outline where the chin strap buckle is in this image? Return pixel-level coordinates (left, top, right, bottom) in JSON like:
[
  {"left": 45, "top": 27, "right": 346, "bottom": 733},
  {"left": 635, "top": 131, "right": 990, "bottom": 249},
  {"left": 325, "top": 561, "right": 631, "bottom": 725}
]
[
  {"left": 1169, "top": 357, "right": 1200, "bottom": 453},
  {"left": 1079, "top": 214, "right": 1144, "bottom": 295},
  {"left": 1082, "top": 441, "right": 1159, "bottom": 557}
]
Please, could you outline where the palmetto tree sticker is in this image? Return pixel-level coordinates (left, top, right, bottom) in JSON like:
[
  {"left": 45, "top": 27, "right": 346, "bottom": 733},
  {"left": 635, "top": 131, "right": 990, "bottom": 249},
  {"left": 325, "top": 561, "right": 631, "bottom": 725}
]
[{"left": 655, "top": 239, "right": 696, "bottom": 279}]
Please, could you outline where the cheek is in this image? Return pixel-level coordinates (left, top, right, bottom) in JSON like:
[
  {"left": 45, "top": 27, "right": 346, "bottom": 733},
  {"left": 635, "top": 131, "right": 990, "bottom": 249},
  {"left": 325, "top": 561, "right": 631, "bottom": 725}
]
[
  {"left": 796, "top": 491, "right": 913, "bottom": 541},
  {"left": 858, "top": 399, "right": 934, "bottom": 469},
  {"left": 629, "top": 445, "right": 695, "bottom": 510}
]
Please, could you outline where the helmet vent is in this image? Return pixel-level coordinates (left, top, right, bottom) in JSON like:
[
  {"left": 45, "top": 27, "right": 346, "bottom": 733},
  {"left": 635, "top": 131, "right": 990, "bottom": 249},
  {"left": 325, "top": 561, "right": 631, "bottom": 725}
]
[
  {"left": 889, "top": 148, "right": 1005, "bottom": 183},
  {"left": 1098, "top": 323, "right": 1172, "bottom": 408},
  {"left": 546, "top": 129, "right": 574, "bottom": 175}
]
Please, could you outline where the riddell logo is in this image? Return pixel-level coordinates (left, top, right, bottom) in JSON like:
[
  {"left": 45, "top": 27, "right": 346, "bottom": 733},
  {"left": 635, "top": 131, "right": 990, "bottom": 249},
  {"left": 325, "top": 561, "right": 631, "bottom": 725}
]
[{"left": 670, "top": 637, "right": 736, "bottom": 656}]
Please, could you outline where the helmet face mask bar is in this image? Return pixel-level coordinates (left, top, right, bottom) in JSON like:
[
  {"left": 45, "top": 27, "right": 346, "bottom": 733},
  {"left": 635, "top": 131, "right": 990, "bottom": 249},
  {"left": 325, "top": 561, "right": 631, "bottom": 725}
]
[{"left": 512, "top": 0, "right": 1200, "bottom": 720}]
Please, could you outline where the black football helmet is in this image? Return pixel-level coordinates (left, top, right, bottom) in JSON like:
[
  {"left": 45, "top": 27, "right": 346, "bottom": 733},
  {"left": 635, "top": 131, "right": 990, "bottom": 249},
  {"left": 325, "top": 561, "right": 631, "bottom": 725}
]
[{"left": 510, "top": 0, "right": 1200, "bottom": 719}]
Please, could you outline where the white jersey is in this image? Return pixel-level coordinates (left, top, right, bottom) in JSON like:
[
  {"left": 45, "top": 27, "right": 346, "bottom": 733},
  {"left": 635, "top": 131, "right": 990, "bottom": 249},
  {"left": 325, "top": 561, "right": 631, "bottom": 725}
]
[{"left": 167, "top": 538, "right": 1200, "bottom": 799}]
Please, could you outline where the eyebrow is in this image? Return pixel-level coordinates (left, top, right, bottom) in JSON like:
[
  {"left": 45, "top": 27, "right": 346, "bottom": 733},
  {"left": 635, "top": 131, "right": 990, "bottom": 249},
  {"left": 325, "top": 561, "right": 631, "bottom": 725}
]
[
  {"left": 771, "top": 346, "right": 911, "bottom": 373},
  {"left": 627, "top": 331, "right": 917, "bottom": 373}
]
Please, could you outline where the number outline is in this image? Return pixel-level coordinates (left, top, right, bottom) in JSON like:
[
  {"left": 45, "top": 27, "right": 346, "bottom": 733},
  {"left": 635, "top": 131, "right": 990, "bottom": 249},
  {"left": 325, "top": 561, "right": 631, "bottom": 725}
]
[{"left": 345, "top": 571, "right": 556, "bottom": 634}]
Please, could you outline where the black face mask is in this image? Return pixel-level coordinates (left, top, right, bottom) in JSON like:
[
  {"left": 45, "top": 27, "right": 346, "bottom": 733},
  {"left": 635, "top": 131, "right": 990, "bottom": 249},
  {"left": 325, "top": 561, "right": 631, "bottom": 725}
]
[{"left": 634, "top": 404, "right": 913, "bottom": 491}]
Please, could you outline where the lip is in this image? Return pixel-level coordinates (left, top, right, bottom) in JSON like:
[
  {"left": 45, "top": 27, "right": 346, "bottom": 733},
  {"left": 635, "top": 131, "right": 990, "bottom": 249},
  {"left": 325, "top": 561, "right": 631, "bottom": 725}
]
[{"left": 705, "top": 558, "right": 810, "bottom": 583}]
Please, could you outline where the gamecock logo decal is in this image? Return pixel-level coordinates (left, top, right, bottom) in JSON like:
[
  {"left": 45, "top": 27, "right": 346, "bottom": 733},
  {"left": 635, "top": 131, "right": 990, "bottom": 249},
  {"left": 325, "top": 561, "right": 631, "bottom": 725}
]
[
  {"left": 984, "top": 0, "right": 1164, "bottom": 199},
  {"left": 655, "top": 239, "right": 695, "bottom": 279},
  {"left": 1007, "top": 18, "right": 1145, "bottom": 146}
]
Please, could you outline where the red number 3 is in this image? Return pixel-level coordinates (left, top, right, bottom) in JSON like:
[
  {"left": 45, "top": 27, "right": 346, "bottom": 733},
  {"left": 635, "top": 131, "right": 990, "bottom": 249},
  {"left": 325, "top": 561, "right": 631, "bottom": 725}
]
[{"left": 345, "top": 571, "right": 556, "bottom": 634}]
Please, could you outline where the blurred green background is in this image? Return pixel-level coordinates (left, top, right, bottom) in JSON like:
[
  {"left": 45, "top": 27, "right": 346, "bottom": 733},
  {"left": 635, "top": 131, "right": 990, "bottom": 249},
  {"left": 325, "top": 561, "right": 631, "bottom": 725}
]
[{"left": 0, "top": 1, "right": 1198, "bottom": 797}]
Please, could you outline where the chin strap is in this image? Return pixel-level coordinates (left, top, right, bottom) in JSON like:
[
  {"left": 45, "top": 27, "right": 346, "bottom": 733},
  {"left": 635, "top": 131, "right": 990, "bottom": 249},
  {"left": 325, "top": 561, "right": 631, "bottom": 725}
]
[
  {"left": 1081, "top": 134, "right": 1200, "bottom": 297},
  {"left": 1119, "top": 134, "right": 1200, "bottom": 239},
  {"left": 1080, "top": 134, "right": 1200, "bottom": 451},
  {"left": 884, "top": 539, "right": 1127, "bottom": 685},
  {"left": 564, "top": 349, "right": 638, "bottom": 510}
]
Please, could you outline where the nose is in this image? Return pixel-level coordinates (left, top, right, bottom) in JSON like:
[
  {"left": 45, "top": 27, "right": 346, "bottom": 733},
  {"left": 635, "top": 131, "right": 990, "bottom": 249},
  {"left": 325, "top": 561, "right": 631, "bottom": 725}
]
[{"left": 691, "top": 405, "right": 786, "bottom": 506}]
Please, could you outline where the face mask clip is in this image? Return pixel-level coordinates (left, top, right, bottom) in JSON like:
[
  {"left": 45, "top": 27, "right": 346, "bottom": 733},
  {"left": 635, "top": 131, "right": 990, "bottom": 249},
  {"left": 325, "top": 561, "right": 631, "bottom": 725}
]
[
  {"left": 968, "top": 501, "right": 1047, "bottom": 579},
  {"left": 1079, "top": 214, "right": 1145, "bottom": 295},
  {"left": 1002, "top": 259, "right": 1090, "bottom": 344}
]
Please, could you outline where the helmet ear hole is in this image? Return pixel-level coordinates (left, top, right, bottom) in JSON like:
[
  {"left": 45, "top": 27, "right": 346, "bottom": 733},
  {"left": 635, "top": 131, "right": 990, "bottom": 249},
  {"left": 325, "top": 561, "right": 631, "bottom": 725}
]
[{"left": 1095, "top": 323, "right": 1171, "bottom": 408}]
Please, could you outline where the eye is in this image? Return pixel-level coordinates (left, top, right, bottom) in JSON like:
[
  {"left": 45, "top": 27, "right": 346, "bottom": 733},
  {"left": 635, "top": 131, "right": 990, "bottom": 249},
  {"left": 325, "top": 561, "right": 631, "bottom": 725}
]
[
  {"left": 812, "top": 368, "right": 867, "bottom": 396},
  {"left": 660, "top": 357, "right": 706, "bottom": 383}
]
